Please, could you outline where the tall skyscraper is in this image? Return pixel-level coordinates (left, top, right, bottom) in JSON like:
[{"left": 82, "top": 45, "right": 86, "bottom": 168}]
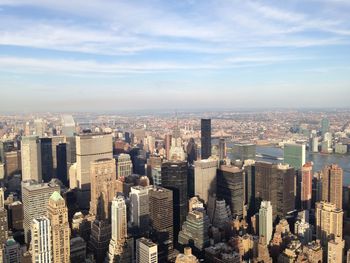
[
  {"left": 90, "top": 219, "right": 111, "bottom": 262},
  {"left": 75, "top": 133, "right": 113, "bottom": 208},
  {"left": 321, "top": 164, "right": 343, "bottom": 209},
  {"left": 61, "top": 115, "right": 76, "bottom": 137},
  {"left": 136, "top": 237, "right": 158, "bottom": 263},
  {"left": 22, "top": 180, "right": 60, "bottom": 243},
  {"left": 40, "top": 138, "right": 53, "bottom": 183},
  {"left": 21, "top": 136, "right": 42, "bottom": 182},
  {"left": 200, "top": 119, "right": 211, "bottom": 159},
  {"left": 149, "top": 186, "right": 174, "bottom": 260},
  {"left": 218, "top": 138, "right": 226, "bottom": 160},
  {"left": 165, "top": 134, "right": 172, "bottom": 160},
  {"left": 217, "top": 165, "right": 244, "bottom": 218},
  {"left": 31, "top": 217, "right": 52, "bottom": 263},
  {"left": 301, "top": 162, "right": 313, "bottom": 210},
  {"left": 283, "top": 143, "right": 306, "bottom": 170},
  {"left": 51, "top": 136, "right": 65, "bottom": 178},
  {"left": 0, "top": 207, "right": 8, "bottom": 252},
  {"left": 259, "top": 201, "right": 273, "bottom": 245},
  {"left": 108, "top": 195, "right": 132, "bottom": 263},
  {"left": 0, "top": 187, "right": 4, "bottom": 208},
  {"left": 47, "top": 191, "right": 70, "bottom": 263},
  {"left": 116, "top": 153, "right": 133, "bottom": 179},
  {"left": 194, "top": 159, "right": 217, "bottom": 204},
  {"left": 321, "top": 117, "right": 330, "bottom": 136},
  {"left": 169, "top": 121, "right": 186, "bottom": 162},
  {"left": 186, "top": 138, "right": 197, "bottom": 164},
  {"left": 56, "top": 143, "right": 68, "bottom": 186},
  {"left": 231, "top": 143, "right": 256, "bottom": 161},
  {"left": 34, "top": 118, "right": 45, "bottom": 137},
  {"left": 4, "top": 237, "right": 21, "bottom": 263},
  {"left": 328, "top": 236, "right": 344, "bottom": 263},
  {"left": 161, "top": 161, "right": 188, "bottom": 244},
  {"left": 316, "top": 201, "right": 343, "bottom": 246},
  {"left": 90, "top": 158, "right": 116, "bottom": 220},
  {"left": 130, "top": 186, "right": 150, "bottom": 235}
]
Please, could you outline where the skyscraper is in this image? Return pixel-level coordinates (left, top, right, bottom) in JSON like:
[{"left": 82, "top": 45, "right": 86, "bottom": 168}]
[
  {"left": 161, "top": 161, "right": 188, "bottom": 244},
  {"left": 321, "top": 117, "right": 330, "bottom": 136},
  {"left": 22, "top": 180, "right": 60, "bottom": 243},
  {"left": 259, "top": 201, "right": 273, "bottom": 244},
  {"left": 136, "top": 237, "right": 158, "bottom": 263},
  {"left": 194, "top": 158, "right": 217, "bottom": 204},
  {"left": 130, "top": 186, "right": 150, "bottom": 235},
  {"left": 47, "top": 191, "right": 70, "bottom": 263},
  {"left": 75, "top": 133, "right": 113, "bottom": 208},
  {"left": 51, "top": 136, "right": 65, "bottom": 178},
  {"left": 217, "top": 165, "right": 244, "bottom": 218},
  {"left": 316, "top": 201, "right": 343, "bottom": 246},
  {"left": 200, "top": 119, "right": 211, "bottom": 159},
  {"left": 116, "top": 153, "right": 133, "bottom": 179},
  {"left": 328, "top": 236, "right": 344, "bottom": 263},
  {"left": 301, "top": 162, "right": 313, "bottom": 210},
  {"left": 89, "top": 158, "right": 116, "bottom": 220},
  {"left": 186, "top": 138, "right": 197, "bottom": 164},
  {"left": 56, "top": 143, "right": 68, "bottom": 186},
  {"left": 231, "top": 143, "right": 256, "bottom": 161},
  {"left": 61, "top": 114, "right": 76, "bottom": 137},
  {"left": 149, "top": 186, "right": 174, "bottom": 260},
  {"left": 40, "top": 138, "right": 53, "bottom": 182},
  {"left": 218, "top": 138, "right": 226, "bottom": 160},
  {"left": 21, "top": 136, "right": 42, "bottom": 182},
  {"left": 31, "top": 217, "right": 52, "bottom": 263},
  {"left": 90, "top": 219, "right": 111, "bottom": 262},
  {"left": 321, "top": 164, "right": 343, "bottom": 209},
  {"left": 0, "top": 207, "right": 8, "bottom": 252},
  {"left": 34, "top": 118, "right": 45, "bottom": 137},
  {"left": 283, "top": 143, "right": 306, "bottom": 170}
]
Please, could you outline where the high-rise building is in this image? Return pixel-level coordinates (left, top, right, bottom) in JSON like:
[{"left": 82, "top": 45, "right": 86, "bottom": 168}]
[
  {"left": 7, "top": 201, "right": 23, "bottom": 231},
  {"left": 40, "top": 138, "right": 53, "bottom": 183},
  {"left": 34, "top": 119, "right": 45, "bottom": 137},
  {"left": 231, "top": 143, "right": 256, "bottom": 161},
  {"left": 217, "top": 165, "right": 244, "bottom": 218},
  {"left": 186, "top": 138, "right": 197, "bottom": 164},
  {"left": 259, "top": 201, "right": 273, "bottom": 244},
  {"left": 47, "top": 191, "right": 70, "bottom": 263},
  {"left": 31, "top": 217, "right": 52, "bottom": 263},
  {"left": 312, "top": 137, "right": 319, "bottom": 153},
  {"left": 130, "top": 186, "right": 150, "bottom": 235},
  {"left": 178, "top": 209, "right": 210, "bottom": 250},
  {"left": 3, "top": 237, "right": 21, "bottom": 263},
  {"left": 161, "top": 161, "right": 188, "bottom": 244},
  {"left": 21, "top": 136, "right": 42, "bottom": 182},
  {"left": 283, "top": 143, "right": 306, "bottom": 170},
  {"left": 169, "top": 122, "right": 186, "bottom": 162},
  {"left": 321, "top": 117, "right": 330, "bottom": 136},
  {"left": 316, "top": 201, "right": 343, "bottom": 246},
  {"left": 116, "top": 153, "right": 133, "bottom": 179},
  {"left": 321, "top": 164, "right": 343, "bottom": 209},
  {"left": 4, "top": 150, "right": 21, "bottom": 178},
  {"left": 176, "top": 247, "right": 199, "bottom": 263},
  {"left": 275, "top": 164, "right": 295, "bottom": 217},
  {"left": 194, "top": 159, "right": 217, "bottom": 204},
  {"left": 61, "top": 115, "right": 76, "bottom": 137},
  {"left": 211, "top": 198, "right": 231, "bottom": 229},
  {"left": 136, "top": 237, "right": 158, "bottom": 263},
  {"left": 200, "top": 119, "right": 211, "bottom": 159},
  {"left": 22, "top": 180, "right": 60, "bottom": 244},
  {"left": 165, "top": 134, "right": 172, "bottom": 160},
  {"left": 218, "top": 138, "right": 226, "bottom": 160},
  {"left": 56, "top": 143, "right": 68, "bottom": 186},
  {"left": 89, "top": 158, "right": 116, "bottom": 220},
  {"left": 0, "top": 187, "right": 4, "bottom": 208},
  {"left": 0, "top": 207, "right": 8, "bottom": 252},
  {"left": 75, "top": 133, "right": 113, "bottom": 208},
  {"left": 89, "top": 219, "right": 111, "bottom": 262},
  {"left": 51, "top": 136, "right": 65, "bottom": 178},
  {"left": 108, "top": 195, "right": 132, "bottom": 263},
  {"left": 243, "top": 160, "right": 255, "bottom": 218},
  {"left": 70, "top": 236, "right": 86, "bottom": 262},
  {"left": 328, "top": 236, "right": 344, "bottom": 263},
  {"left": 301, "top": 162, "right": 313, "bottom": 210},
  {"left": 149, "top": 186, "right": 174, "bottom": 260}
]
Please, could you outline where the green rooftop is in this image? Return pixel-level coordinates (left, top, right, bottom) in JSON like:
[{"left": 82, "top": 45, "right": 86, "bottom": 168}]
[{"left": 50, "top": 191, "right": 63, "bottom": 201}]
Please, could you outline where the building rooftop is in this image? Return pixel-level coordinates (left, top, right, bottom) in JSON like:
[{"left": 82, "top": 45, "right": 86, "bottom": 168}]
[{"left": 50, "top": 191, "right": 63, "bottom": 201}]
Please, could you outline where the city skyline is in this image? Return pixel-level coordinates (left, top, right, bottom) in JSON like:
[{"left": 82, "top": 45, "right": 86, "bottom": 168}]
[{"left": 0, "top": 0, "right": 350, "bottom": 111}]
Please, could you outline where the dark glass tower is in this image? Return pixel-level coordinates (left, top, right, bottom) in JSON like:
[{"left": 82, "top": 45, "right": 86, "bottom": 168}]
[
  {"left": 56, "top": 143, "right": 68, "bottom": 187},
  {"left": 201, "top": 119, "right": 211, "bottom": 159},
  {"left": 161, "top": 161, "right": 188, "bottom": 246},
  {"left": 40, "top": 138, "right": 53, "bottom": 182}
]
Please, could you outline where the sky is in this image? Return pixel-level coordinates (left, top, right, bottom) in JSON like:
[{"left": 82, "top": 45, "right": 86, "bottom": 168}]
[{"left": 0, "top": 0, "right": 350, "bottom": 112}]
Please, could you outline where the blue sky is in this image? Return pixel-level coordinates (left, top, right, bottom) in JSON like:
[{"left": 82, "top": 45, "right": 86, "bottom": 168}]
[{"left": 0, "top": 0, "right": 350, "bottom": 112}]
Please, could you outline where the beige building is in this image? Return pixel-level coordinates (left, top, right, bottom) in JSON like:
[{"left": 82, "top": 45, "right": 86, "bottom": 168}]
[
  {"left": 175, "top": 247, "right": 199, "bottom": 263},
  {"left": 22, "top": 180, "right": 60, "bottom": 244},
  {"left": 21, "top": 136, "right": 42, "bottom": 182},
  {"left": 116, "top": 153, "right": 133, "bottom": 179},
  {"left": 321, "top": 164, "right": 343, "bottom": 209},
  {"left": 90, "top": 158, "right": 116, "bottom": 220},
  {"left": 194, "top": 158, "right": 218, "bottom": 204},
  {"left": 328, "top": 237, "right": 344, "bottom": 263},
  {"left": 47, "top": 191, "right": 70, "bottom": 263},
  {"left": 316, "top": 201, "right": 343, "bottom": 246}
]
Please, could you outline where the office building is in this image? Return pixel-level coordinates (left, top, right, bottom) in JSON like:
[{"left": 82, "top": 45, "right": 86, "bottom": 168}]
[
  {"left": 211, "top": 198, "right": 231, "bottom": 229},
  {"left": 231, "top": 143, "right": 256, "bottom": 161},
  {"left": 22, "top": 180, "right": 60, "bottom": 244},
  {"left": 47, "top": 191, "right": 70, "bottom": 263},
  {"left": 0, "top": 208, "right": 8, "bottom": 251},
  {"left": 21, "top": 136, "right": 42, "bottom": 182},
  {"left": 130, "top": 186, "right": 150, "bottom": 235},
  {"left": 0, "top": 187, "right": 4, "bottom": 208},
  {"left": 294, "top": 218, "right": 313, "bottom": 244},
  {"left": 51, "top": 136, "right": 65, "bottom": 178},
  {"left": 4, "top": 150, "right": 21, "bottom": 178},
  {"left": 283, "top": 143, "right": 306, "bottom": 170},
  {"left": 259, "top": 201, "right": 273, "bottom": 244},
  {"left": 56, "top": 143, "right": 68, "bottom": 186},
  {"left": 90, "top": 158, "right": 116, "bottom": 220},
  {"left": 201, "top": 119, "right": 211, "bottom": 159},
  {"left": 151, "top": 167, "right": 162, "bottom": 186},
  {"left": 70, "top": 236, "right": 86, "bottom": 262},
  {"left": 161, "top": 161, "right": 188, "bottom": 243},
  {"left": 31, "top": 217, "right": 52, "bottom": 263},
  {"left": 218, "top": 138, "right": 226, "bottom": 160},
  {"left": 136, "top": 237, "right": 158, "bottom": 263},
  {"left": 316, "top": 201, "right": 343, "bottom": 246},
  {"left": 312, "top": 136, "right": 319, "bottom": 153},
  {"left": 34, "top": 119, "right": 45, "bottom": 137},
  {"left": 186, "top": 138, "right": 197, "bottom": 164},
  {"left": 176, "top": 247, "right": 199, "bottom": 263},
  {"left": 243, "top": 160, "right": 255, "bottom": 217},
  {"left": 108, "top": 195, "right": 132, "bottom": 263},
  {"left": 7, "top": 201, "right": 23, "bottom": 231},
  {"left": 328, "top": 237, "right": 344, "bottom": 263},
  {"left": 321, "top": 117, "right": 330, "bottom": 136},
  {"left": 321, "top": 164, "right": 343, "bottom": 209},
  {"left": 89, "top": 219, "right": 111, "bottom": 262},
  {"left": 169, "top": 123, "right": 186, "bottom": 162},
  {"left": 3, "top": 237, "right": 21, "bottom": 263},
  {"left": 194, "top": 158, "right": 217, "bottom": 204},
  {"left": 301, "top": 162, "right": 313, "bottom": 210},
  {"left": 217, "top": 165, "right": 244, "bottom": 218},
  {"left": 116, "top": 153, "right": 133, "bottom": 179},
  {"left": 149, "top": 186, "right": 174, "bottom": 259},
  {"left": 75, "top": 133, "right": 113, "bottom": 208},
  {"left": 61, "top": 115, "right": 76, "bottom": 137},
  {"left": 178, "top": 209, "right": 210, "bottom": 250},
  {"left": 276, "top": 164, "right": 295, "bottom": 216},
  {"left": 40, "top": 138, "right": 53, "bottom": 182}
]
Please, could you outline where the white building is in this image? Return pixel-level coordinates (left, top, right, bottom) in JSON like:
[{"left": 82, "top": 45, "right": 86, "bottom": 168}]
[
  {"left": 130, "top": 186, "right": 150, "bottom": 233},
  {"left": 21, "top": 136, "right": 42, "bottom": 182},
  {"left": 136, "top": 237, "right": 157, "bottom": 263},
  {"left": 259, "top": 201, "right": 273, "bottom": 244},
  {"left": 31, "top": 217, "right": 52, "bottom": 263}
]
